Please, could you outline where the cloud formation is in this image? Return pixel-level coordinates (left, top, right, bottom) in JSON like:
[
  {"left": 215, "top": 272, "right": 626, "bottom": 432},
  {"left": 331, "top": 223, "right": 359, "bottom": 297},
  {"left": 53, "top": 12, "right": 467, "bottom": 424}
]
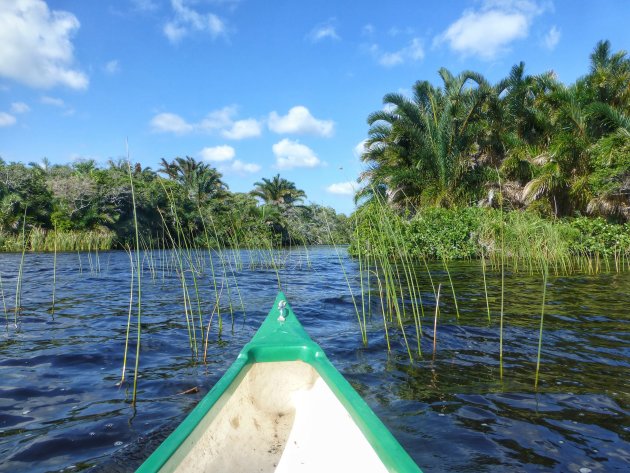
[
  {"left": 272, "top": 139, "right": 321, "bottom": 169},
  {"left": 104, "top": 60, "right": 120, "bottom": 75},
  {"left": 326, "top": 181, "right": 356, "bottom": 196},
  {"left": 150, "top": 106, "right": 261, "bottom": 138},
  {"left": 41, "top": 96, "right": 65, "bottom": 107},
  {"left": 543, "top": 25, "right": 560, "bottom": 50},
  {"left": 198, "top": 143, "right": 260, "bottom": 174},
  {"left": 11, "top": 102, "right": 30, "bottom": 114},
  {"left": 435, "top": 0, "right": 546, "bottom": 60},
  {"left": 0, "top": 112, "right": 16, "bottom": 127},
  {"left": 308, "top": 19, "right": 340, "bottom": 42},
  {"left": 164, "top": 0, "right": 226, "bottom": 43},
  {"left": 222, "top": 119, "right": 262, "bottom": 139},
  {"left": 353, "top": 140, "right": 368, "bottom": 158},
  {"left": 199, "top": 145, "right": 235, "bottom": 162},
  {"left": 0, "top": 0, "right": 88, "bottom": 89},
  {"left": 369, "top": 38, "right": 424, "bottom": 67},
  {"left": 151, "top": 112, "right": 194, "bottom": 134},
  {"left": 268, "top": 106, "right": 334, "bottom": 137},
  {"left": 229, "top": 159, "right": 261, "bottom": 174}
]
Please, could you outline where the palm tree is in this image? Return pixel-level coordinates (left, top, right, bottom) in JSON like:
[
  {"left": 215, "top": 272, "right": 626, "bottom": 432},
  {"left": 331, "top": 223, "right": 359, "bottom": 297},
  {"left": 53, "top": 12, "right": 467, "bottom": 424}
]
[
  {"left": 360, "top": 68, "right": 494, "bottom": 209},
  {"left": 250, "top": 174, "right": 306, "bottom": 206},
  {"left": 158, "top": 156, "right": 227, "bottom": 205},
  {"left": 586, "top": 40, "right": 630, "bottom": 113}
]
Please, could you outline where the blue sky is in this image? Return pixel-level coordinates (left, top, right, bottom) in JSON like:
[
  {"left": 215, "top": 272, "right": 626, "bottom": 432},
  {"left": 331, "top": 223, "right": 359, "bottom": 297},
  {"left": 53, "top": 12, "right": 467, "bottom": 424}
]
[{"left": 0, "top": 0, "right": 628, "bottom": 214}]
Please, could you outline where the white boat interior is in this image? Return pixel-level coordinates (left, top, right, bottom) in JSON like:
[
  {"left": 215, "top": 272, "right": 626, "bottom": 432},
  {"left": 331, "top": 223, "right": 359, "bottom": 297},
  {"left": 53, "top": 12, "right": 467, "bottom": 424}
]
[{"left": 161, "top": 360, "right": 389, "bottom": 473}]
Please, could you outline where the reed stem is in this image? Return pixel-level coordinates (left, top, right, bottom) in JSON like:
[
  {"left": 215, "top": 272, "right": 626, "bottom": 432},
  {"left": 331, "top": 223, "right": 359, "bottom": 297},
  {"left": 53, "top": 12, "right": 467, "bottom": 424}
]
[
  {"left": 534, "top": 264, "right": 548, "bottom": 389},
  {"left": 433, "top": 284, "right": 441, "bottom": 355},
  {"left": 14, "top": 208, "right": 28, "bottom": 327},
  {"left": 481, "top": 251, "right": 491, "bottom": 323},
  {"left": 51, "top": 225, "right": 57, "bottom": 317},
  {"left": 120, "top": 245, "right": 134, "bottom": 385},
  {"left": 127, "top": 149, "right": 143, "bottom": 407}
]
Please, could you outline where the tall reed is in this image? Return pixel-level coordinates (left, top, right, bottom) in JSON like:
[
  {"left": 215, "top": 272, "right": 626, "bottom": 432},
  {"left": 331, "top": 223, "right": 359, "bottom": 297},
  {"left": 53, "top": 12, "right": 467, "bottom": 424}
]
[
  {"left": 0, "top": 272, "right": 7, "bottom": 327},
  {"left": 325, "top": 214, "right": 366, "bottom": 345},
  {"left": 14, "top": 208, "right": 28, "bottom": 327},
  {"left": 432, "top": 284, "right": 441, "bottom": 356},
  {"left": 119, "top": 245, "right": 134, "bottom": 385},
  {"left": 50, "top": 225, "right": 57, "bottom": 317},
  {"left": 497, "top": 171, "right": 505, "bottom": 380},
  {"left": 127, "top": 152, "right": 143, "bottom": 407},
  {"left": 442, "top": 257, "right": 460, "bottom": 319},
  {"left": 534, "top": 263, "right": 549, "bottom": 389},
  {"left": 481, "top": 250, "right": 491, "bottom": 323}
]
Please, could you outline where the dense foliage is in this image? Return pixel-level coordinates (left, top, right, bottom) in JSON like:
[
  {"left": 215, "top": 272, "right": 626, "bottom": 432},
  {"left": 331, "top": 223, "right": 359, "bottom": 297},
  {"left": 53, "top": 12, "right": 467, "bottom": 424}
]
[
  {"left": 0, "top": 157, "right": 351, "bottom": 251},
  {"left": 350, "top": 202, "right": 630, "bottom": 267},
  {"left": 358, "top": 40, "right": 629, "bottom": 222},
  {"left": 352, "top": 40, "right": 629, "bottom": 263}
]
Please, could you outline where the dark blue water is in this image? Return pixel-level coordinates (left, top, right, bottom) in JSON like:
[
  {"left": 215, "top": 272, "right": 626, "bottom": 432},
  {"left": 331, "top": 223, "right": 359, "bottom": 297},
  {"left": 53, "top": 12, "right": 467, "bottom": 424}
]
[{"left": 0, "top": 248, "right": 628, "bottom": 472}]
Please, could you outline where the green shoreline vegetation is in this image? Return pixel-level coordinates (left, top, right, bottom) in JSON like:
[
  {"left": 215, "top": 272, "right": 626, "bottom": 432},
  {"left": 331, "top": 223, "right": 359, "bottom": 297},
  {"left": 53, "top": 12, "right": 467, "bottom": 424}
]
[
  {"left": 1, "top": 41, "right": 628, "bottom": 396},
  {"left": 1, "top": 40, "right": 627, "bottom": 270},
  {"left": 350, "top": 40, "right": 629, "bottom": 271},
  {"left": 0, "top": 157, "right": 351, "bottom": 252}
]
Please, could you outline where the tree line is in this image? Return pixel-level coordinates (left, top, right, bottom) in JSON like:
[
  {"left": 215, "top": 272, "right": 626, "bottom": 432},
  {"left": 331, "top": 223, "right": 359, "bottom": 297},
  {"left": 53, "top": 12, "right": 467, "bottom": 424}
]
[
  {"left": 358, "top": 40, "right": 629, "bottom": 222},
  {"left": 0, "top": 155, "right": 351, "bottom": 250}
]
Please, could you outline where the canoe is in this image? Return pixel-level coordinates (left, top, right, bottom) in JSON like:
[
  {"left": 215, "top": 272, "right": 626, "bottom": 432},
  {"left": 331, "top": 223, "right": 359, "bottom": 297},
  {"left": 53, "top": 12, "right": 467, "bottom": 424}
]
[{"left": 136, "top": 292, "right": 422, "bottom": 473}]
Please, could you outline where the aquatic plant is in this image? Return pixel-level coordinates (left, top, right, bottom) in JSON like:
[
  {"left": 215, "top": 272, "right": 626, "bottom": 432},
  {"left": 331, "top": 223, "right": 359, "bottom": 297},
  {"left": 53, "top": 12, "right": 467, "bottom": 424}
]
[
  {"left": 127, "top": 152, "right": 143, "bottom": 407},
  {"left": 534, "top": 263, "right": 549, "bottom": 389},
  {"left": 14, "top": 209, "right": 28, "bottom": 327}
]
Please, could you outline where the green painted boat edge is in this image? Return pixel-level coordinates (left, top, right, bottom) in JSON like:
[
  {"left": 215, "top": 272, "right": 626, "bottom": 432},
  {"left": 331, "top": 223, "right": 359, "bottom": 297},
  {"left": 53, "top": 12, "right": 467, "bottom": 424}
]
[{"left": 136, "top": 292, "right": 422, "bottom": 473}]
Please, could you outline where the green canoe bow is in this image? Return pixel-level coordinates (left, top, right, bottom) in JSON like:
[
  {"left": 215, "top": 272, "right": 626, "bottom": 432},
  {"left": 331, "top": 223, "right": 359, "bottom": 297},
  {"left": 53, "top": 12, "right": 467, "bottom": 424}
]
[{"left": 136, "top": 292, "right": 422, "bottom": 472}]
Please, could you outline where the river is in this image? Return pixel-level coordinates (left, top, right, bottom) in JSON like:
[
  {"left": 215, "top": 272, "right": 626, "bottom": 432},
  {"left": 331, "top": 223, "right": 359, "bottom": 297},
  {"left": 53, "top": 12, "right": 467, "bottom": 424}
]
[{"left": 0, "top": 247, "right": 628, "bottom": 472}]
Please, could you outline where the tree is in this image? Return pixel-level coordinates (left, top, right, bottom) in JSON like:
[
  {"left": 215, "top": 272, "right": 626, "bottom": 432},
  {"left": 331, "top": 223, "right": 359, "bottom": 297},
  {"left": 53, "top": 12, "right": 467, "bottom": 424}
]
[
  {"left": 250, "top": 174, "right": 306, "bottom": 206},
  {"left": 158, "top": 156, "right": 227, "bottom": 205},
  {"left": 0, "top": 161, "right": 52, "bottom": 232},
  {"left": 360, "top": 68, "right": 494, "bottom": 209}
]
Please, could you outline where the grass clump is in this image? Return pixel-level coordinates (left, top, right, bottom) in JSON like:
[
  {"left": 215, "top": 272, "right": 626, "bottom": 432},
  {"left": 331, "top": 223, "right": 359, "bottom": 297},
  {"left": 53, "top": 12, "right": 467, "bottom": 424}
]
[{"left": 350, "top": 203, "right": 630, "bottom": 273}]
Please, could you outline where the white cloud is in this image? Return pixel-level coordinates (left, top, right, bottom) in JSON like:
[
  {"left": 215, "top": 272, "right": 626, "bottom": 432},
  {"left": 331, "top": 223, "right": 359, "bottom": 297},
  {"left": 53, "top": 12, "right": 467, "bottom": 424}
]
[
  {"left": 353, "top": 140, "right": 368, "bottom": 158},
  {"left": 150, "top": 112, "right": 194, "bottom": 134},
  {"left": 41, "top": 96, "right": 65, "bottom": 107},
  {"left": 326, "top": 181, "right": 356, "bottom": 196},
  {"left": 0, "top": 112, "right": 16, "bottom": 127},
  {"left": 198, "top": 105, "right": 238, "bottom": 131},
  {"left": 150, "top": 106, "right": 260, "bottom": 139},
  {"left": 11, "top": 102, "right": 30, "bottom": 114},
  {"left": 272, "top": 139, "right": 321, "bottom": 169},
  {"left": 543, "top": 25, "right": 560, "bottom": 50},
  {"left": 221, "top": 118, "right": 262, "bottom": 139},
  {"left": 435, "top": 0, "right": 546, "bottom": 60},
  {"left": 309, "top": 19, "right": 340, "bottom": 42},
  {"left": 0, "top": 0, "right": 88, "bottom": 89},
  {"left": 369, "top": 38, "right": 424, "bottom": 67},
  {"left": 199, "top": 145, "right": 235, "bottom": 162},
  {"left": 229, "top": 159, "right": 261, "bottom": 174},
  {"left": 164, "top": 0, "right": 226, "bottom": 43},
  {"left": 268, "top": 106, "right": 334, "bottom": 137},
  {"left": 104, "top": 60, "right": 120, "bottom": 75}
]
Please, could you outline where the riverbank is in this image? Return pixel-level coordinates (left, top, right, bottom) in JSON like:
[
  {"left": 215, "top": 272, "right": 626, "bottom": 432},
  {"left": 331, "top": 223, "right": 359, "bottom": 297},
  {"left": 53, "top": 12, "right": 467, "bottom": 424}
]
[{"left": 350, "top": 203, "right": 630, "bottom": 272}]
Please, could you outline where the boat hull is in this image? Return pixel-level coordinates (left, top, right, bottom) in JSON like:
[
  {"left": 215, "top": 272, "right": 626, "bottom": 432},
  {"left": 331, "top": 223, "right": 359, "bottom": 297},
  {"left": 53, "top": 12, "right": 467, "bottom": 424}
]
[{"left": 136, "top": 293, "right": 422, "bottom": 473}]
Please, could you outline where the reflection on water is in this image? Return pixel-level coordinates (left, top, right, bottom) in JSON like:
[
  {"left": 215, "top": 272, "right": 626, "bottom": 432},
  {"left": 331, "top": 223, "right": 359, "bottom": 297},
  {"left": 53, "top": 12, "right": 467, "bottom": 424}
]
[{"left": 0, "top": 249, "right": 628, "bottom": 472}]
